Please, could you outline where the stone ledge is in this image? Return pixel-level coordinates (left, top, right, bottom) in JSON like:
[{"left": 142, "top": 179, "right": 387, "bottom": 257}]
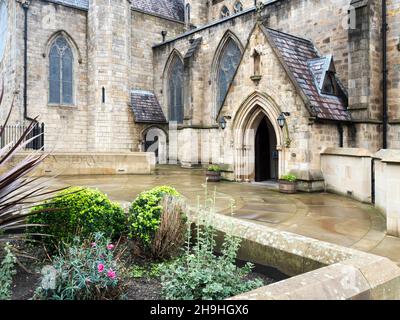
[
  {"left": 189, "top": 214, "right": 400, "bottom": 300},
  {"left": 321, "top": 147, "right": 372, "bottom": 158},
  {"left": 0, "top": 152, "right": 156, "bottom": 176},
  {"left": 229, "top": 256, "right": 400, "bottom": 300},
  {"left": 373, "top": 149, "right": 400, "bottom": 163},
  {"left": 191, "top": 213, "right": 369, "bottom": 276}
]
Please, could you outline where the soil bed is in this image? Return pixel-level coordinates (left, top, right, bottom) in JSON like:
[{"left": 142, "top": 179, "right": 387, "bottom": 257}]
[{"left": 12, "top": 259, "right": 286, "bottom": 300}]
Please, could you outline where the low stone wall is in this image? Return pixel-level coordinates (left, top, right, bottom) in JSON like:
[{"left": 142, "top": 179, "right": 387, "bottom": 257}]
[
  {"left": 374, "top": 149, "right": 400, "bottom": 237},
  {"left": 321, "top": 148, "right": 372, "bottom": 203},
  {"left": 199, "top": 214, "right": 400, "bottom": 300},
  {"left": 1, "top": 152, "right": 156, "bottom": 176},
  {"left": 320, "top": 148, "right": 400, "bottom": 237}
]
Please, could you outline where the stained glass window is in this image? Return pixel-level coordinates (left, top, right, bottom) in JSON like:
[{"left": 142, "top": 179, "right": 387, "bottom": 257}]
[
  {"left": 0, "top": 0, "right": 7, "bottom": 61},
  {"left": 234, "top": 1, "right": 243, "bottom": 13},
  {"left": 49, "top": 36, "right": 73, "bottom": 105},
  {"left": 216, "top": 39, "right": 241, "bottom": 112},
  {"left": 221, "top": 6, "right": 230, "bottom": 18},
  {"left": 168, "top": 57, "right": 184, "bottom": 124}
]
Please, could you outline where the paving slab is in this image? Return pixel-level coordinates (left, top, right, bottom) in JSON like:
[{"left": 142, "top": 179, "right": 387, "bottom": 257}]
[{"left": 53, "top": 165, "right": 400, "bottom": 266}]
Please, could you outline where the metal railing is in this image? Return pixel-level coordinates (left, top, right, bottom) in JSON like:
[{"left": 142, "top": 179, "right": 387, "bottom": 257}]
[{"left": 0, "top": 122, "right": 45, "bottom": 150}]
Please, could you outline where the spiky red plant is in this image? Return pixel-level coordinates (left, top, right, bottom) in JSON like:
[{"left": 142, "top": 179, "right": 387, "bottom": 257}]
[{"left": 0, "top": 83, "right": 64, "bottom": 242}]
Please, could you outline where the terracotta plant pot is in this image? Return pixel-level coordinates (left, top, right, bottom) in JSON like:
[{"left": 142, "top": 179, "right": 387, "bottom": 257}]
[
  {"left": 278, "top": 180, "right": 297, "bottom": 194},
  {"left": 206, "top": 171, "right": 221, "bottom": 182}
]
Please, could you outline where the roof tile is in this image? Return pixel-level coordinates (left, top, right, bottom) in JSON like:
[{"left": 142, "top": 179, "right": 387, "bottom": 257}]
[
  {"left": 263, "top": 27, "right": 350, "bottom": 122},
  {"left": 132, "top": 0, "right": 184, "bottom": 21},
  {"left": 130, "top": 90, "right": 167, "bottom": 124}
]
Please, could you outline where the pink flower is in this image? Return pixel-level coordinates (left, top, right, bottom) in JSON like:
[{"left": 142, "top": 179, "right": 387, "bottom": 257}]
[
  {"left": 97, "top": 263, "right": 105, "bottom": 273},
  {"left": 107, "top": 269, "right": 116, "bottom": 279},
  {"left": 91, "top": 242, "right": 96, "bottom": 248},
  {"left": 107, "top": 244, "right": 115, "bottom": 250}
]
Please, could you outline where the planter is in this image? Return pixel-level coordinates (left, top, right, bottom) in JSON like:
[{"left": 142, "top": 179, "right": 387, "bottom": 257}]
[
  {"left": 206, "top": 170, "right": 221, "bottom": 182},
  {"left": 278, "top": 180, "right": 297, "bottom": 194}
]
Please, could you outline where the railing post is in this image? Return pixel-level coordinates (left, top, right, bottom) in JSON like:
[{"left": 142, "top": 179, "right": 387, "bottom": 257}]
[{"left": 41, "top": 122, "right": 45, "bottom": 151}]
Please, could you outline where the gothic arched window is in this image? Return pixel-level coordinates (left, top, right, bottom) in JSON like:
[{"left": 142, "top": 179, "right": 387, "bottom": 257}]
[
  {"left": 185, "top": 4, "right": 191, "bottom": 25},
  {"left": 220, "top": 6, "right": 230, "bottom": 18},
  {"left": 234, "top": 1, "right": 243, "bottom": 14},
  {"left": 216, "top": 38, "right": 242, "bottom": 112},
  {"left": 0, "top": 0, "right": 7, "bottom": 61},
  {"left": 49, "top": 36, "right": 73, "bottom": 105},
  {"left": 168, "top": 56, "right": 184, "bottom": 124}
]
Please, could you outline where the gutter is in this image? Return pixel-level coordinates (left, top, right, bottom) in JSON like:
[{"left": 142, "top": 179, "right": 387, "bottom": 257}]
[{"left": 382, "top": 0, "right": 388, "bottom": 149}]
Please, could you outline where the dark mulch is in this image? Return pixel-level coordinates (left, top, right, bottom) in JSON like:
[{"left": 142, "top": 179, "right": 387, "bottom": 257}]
[
  {"left": 10, "top": 242, "right": 287, "bottom": 300},
  {"left": 12, "top": 267, "right": 41, "bottom": 300},
  {"left": 126, "top": 277, "right": 163, "bottom": 300}
]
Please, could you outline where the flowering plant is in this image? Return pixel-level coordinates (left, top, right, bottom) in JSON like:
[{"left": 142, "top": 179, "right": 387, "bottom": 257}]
[{"left": 34, "top": 233, "right": 127, "bottom": 300}]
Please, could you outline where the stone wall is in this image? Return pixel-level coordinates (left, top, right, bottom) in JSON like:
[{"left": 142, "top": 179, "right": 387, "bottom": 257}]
[
  {"left": 320, "top": 147, "right": 400, "bottom": 237},
  {"left": 321, "top": 147, "right": 372, "bottom": 203},
  {"left": 25, "top": 1, "right": 89, "bottom": 152},
  {"left": 130, "top": 10, "right": 184, "bottom": 92},
  {"left": 207, "top": 0, "right": 254, "bottom": 22},
  {"left": 374, "top": 149, "right": 400, "bottom": 237},
  {"left": 0, "top": 152, "right": 156, "bottom": 176},
  {"left": 0, "top": 0, "right": 19, "bottom": 122},
  {"left": 153, "top": 11, "right": 256, "bottom": 127},
  {"left": 387, "top": 0, "right": 400, "bottom": 148}
]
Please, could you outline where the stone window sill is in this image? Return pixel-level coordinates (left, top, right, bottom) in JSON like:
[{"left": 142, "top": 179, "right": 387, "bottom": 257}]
[{"left": 48, "top": 103, "right": 76, "bottom": 109}]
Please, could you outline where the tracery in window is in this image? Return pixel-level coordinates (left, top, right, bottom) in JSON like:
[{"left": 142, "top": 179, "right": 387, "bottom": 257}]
[
  {"left": 49, "top": 36, "right": 73, "bottom": 105},
  {"left": 220, "top": 6, "right": 230, "bottom": 18},
  {"left": 233, "top": 1, "right": 243, "bottom": 14},
  {"left": 216, "top": 38, "right": 242, "bottom": 111},
  {"left": 168, "top": 56, "right": 184, "bottom": 124}
]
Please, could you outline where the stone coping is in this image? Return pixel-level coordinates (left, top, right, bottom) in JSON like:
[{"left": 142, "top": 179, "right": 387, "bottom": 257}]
[
  {"left": 189, "top": 213, "right": 400, "bottom": 300},
  {"left": 321, "top": 147, "right": 372, "bottom": 158},
  {"left": 373, "top": 149, "right": 400, "bottom": 164}
]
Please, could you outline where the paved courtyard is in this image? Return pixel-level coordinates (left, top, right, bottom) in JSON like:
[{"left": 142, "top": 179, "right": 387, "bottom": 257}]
[{"left": 54, "top": 165, "right": 400, "bottom": 265}]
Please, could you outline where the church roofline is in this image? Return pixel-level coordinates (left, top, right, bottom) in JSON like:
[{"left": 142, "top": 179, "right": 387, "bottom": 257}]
[
  {"left": 153, "top": 7, "right": 257, "bottom": 49},
  {"left": 41, "top": 0, "right": 89, "bottom": 11},
  {"left": 131, "top": 7, "right": 184, "bottom": 24}
]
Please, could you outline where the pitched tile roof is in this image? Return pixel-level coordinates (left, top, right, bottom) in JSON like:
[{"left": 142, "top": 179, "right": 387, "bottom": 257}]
[
  {"left": 262, "top": 27, "right": 351, "bottom": 122},
  {"left": 130, "top": 90, "right": 167, "bottom": 124},
  {"left": 132, "top": 0, "right": 184, "bottom": 22},
  {"left": 47, "top": 0, "right": 89, "bottom": 10}
]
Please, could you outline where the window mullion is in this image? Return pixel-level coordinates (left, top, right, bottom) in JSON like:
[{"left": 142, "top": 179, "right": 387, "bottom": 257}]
[{"left": 59, "top": 54, "right": 63, "bottom": 105}]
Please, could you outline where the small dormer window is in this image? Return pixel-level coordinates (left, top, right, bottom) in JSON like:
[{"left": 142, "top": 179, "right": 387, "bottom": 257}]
[
  {"left": 221, "top": 6, "right": 230, "bottom": 18},
  {"left": 322, "top": 72, "right": 337, "bottom": 95},
  {"left": 234, "top": 1, "right": 243, "bottom": 14}
]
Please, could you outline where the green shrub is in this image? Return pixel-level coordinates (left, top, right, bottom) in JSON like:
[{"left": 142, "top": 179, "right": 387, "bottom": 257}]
[
  {"left": 34, "top": 233, "right": 127, "bottom": 300},
  {"left": 280, "top": 174, "right": 297, "bottom": 182},
  {"left": 29, "top": 187, "right": 126, "bottom": 250},
  {"left": 0, "top": 243, "right": 16, "bottom": 300},
  {"left": 128, "top": 186, "right": 180, "bottom": 246},
  {"left": 207, "top": 165, "right": 221, "bottom": 172},
  {"left": 160, "top": 188, "right": 263, "bottom": 300}
]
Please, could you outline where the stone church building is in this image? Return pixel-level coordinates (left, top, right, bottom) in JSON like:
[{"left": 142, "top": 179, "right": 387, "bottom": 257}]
[{"left": 0, "top": 0, "right": 400, "bottom": 192}]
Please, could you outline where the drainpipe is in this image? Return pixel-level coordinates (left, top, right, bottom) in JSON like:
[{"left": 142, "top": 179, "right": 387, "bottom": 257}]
[
  {"left": 382, "top": 0, "right": 388, "bottom": 149},
  {"left": 21, "top": 1, "right": 35, "bottom": 122},
  {"left": 338, "top": 123, "right": 344, "bottom": 147}
]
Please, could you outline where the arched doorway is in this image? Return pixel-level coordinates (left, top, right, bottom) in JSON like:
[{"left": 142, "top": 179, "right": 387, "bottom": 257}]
[
  {"left": 143, "top": 127, "right": 167, "bottom": 164},
  {"left": 232, "top": 92, "right": 287, "bottom": 182},
  {"left": 255, "top": 117, "right": 278, "bottom": 181}
]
